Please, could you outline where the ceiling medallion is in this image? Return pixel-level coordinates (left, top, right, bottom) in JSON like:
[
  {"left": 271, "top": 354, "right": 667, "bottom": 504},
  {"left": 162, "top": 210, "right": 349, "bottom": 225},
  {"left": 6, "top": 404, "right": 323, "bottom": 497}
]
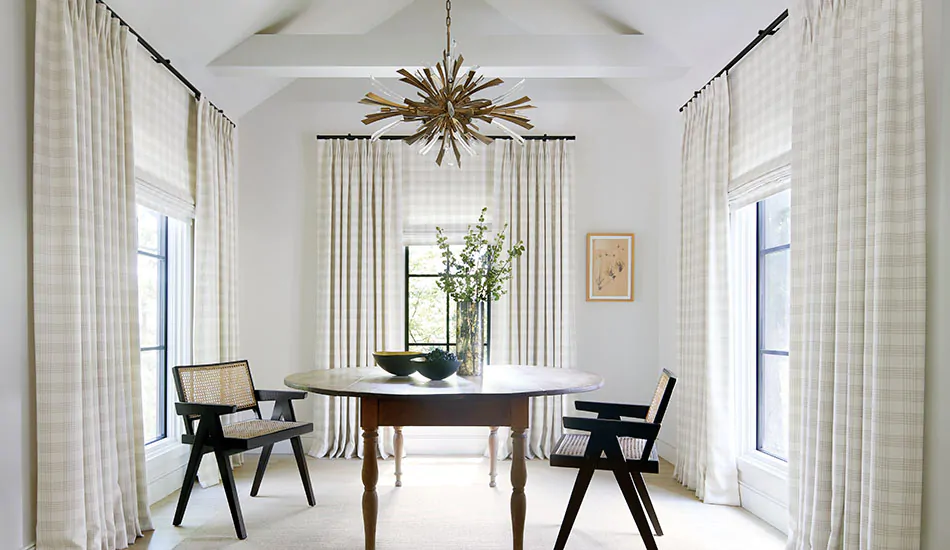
[{"left": 359, "top": 0, "right": 535, "bottom": 167}]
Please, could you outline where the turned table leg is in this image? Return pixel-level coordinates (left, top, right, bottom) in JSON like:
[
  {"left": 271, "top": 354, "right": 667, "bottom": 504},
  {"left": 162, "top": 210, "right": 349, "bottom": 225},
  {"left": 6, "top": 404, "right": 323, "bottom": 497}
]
[
  {"left": 361, "top": 399, "right": 379, "bottom": 550},
  {"left": 510, "top": 398, "right": 528, "bottom": 550},
  {"left": 489, "top": 427, "right": 499, "bottom": 488},
  {"left": 394, "top": 426, "right": 404, "bottom": 487}
]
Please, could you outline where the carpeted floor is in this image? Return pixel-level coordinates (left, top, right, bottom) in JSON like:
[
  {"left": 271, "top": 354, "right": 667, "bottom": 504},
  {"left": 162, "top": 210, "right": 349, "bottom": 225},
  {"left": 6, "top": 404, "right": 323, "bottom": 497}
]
[{"left": 142, "top": 455, "right": 784, "bottom": 549}]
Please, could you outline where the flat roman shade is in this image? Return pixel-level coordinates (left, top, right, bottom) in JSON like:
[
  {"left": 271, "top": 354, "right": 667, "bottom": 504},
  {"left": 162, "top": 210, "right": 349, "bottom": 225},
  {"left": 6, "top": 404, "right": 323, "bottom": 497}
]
[
  {"left": 401, "top": 143, "right": 495, "bottom": 243},
  {"left": 728, "top": 20, "right": 793, "bottom": 188},
  {"left": 131, "top": 44, "right": 197, "bottom": 219},
  {"left": 727, "top": 152, "right": 790, "bottom": 210}
]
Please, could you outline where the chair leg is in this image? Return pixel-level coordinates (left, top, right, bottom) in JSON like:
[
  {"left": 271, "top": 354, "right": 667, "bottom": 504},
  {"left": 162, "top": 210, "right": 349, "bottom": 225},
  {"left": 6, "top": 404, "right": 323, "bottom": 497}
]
[
  {"left": 173, "top": 445, "right": 204, "bottom": 526},
  {"left": 215, "top": 449, "right": 247, "bottom": 540},
  {"left": 291, "top": 436, "right": 317, "bottom": 506},
  {"left": 250, "top": 444, "right": 273, "bottom": 497},
  {"left": 631, "top": 472, "right": 663, "bottom": 536},
  {"left": 612, "top": 465, "right": 657, "bottom": 550},
  {"left": 553, "top": 462, "right": 596, "bottom": 550}
]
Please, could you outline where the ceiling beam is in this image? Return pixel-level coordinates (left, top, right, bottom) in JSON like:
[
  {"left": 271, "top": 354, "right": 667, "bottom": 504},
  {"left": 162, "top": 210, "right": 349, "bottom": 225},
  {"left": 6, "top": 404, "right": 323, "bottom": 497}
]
[{"left": 208, "top": 34, "right": 687, "bottom": 79}]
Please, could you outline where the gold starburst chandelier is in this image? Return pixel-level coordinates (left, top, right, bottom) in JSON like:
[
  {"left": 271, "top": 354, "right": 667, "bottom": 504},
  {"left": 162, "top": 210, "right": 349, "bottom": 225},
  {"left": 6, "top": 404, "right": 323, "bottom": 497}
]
[{"left": 359, "top": 0, "right": 535, "bottom": 167}]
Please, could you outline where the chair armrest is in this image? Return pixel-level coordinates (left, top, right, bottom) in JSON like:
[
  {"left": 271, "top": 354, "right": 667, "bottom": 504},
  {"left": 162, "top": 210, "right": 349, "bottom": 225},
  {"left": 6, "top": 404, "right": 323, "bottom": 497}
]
[
  {"left": 574, "top": 401, "right": 649, "bottom": 419},
  {"left": 174, "top": 402, "right": 238, "bottom": 417},
  {"left": 563, "top": 416, "right": 660, "bottom": 440},
  {"left": 255, "top": 389, "right": 308, "bottom": 402}
]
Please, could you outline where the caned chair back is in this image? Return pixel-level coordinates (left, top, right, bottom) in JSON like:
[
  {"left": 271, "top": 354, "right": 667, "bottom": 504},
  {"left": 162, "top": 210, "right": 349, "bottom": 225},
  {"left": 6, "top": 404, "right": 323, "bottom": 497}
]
[
  {"left": 173, "top": 361, "right": 260, "bottom": 427},
  {"left": 645, "top": 369, "right": 676, "bottom": 424}
]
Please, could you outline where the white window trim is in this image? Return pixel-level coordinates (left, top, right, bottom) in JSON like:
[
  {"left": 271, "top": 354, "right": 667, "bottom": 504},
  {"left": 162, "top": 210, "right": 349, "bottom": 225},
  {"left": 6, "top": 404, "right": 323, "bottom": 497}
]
[
  {"left": 145, "top": 217, "right": 193, "bottom": 505},
  {"left": 730, "top": 196, "right": 789, "bottom": 533}
]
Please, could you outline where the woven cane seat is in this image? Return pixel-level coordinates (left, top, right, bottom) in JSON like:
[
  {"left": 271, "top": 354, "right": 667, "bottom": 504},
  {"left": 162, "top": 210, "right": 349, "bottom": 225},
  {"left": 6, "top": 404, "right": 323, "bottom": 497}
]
[
  {"left": 551, "top": 433, "right": 660, "bottom": 473},
  {"left": 223, "top": 420, "right": 310, "bottom": 440}
]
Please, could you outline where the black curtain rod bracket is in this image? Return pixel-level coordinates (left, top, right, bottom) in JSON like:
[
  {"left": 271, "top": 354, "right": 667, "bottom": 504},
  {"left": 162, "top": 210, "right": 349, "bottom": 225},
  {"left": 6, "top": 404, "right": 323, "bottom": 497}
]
[
  {"left": 679, "top": 10, "right": 789, "bottom": 113},
  {"left": 96, "top": 0, "right": 235, "bottom": 127},
  {"left": 316, "top": 134, "right": 576, "bottom": 141}
]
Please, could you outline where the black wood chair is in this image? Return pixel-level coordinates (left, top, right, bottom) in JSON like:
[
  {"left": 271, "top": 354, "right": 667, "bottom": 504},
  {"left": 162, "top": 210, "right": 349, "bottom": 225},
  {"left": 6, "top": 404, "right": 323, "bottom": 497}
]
[
  {"left": 172, "top": 360, "right": 316, "bottom": 540},
  {"left": 550, "top": 369, "right": 677, "bottom": 550}
]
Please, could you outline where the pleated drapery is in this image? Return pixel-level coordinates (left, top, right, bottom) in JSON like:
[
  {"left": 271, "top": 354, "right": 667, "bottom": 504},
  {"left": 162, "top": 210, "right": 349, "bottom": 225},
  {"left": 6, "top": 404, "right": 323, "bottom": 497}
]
[
  {"left": 192, "top": 97, "right": 240, "bottom": 486},
  {"left": 310, "top": 139, "right": 403, "bottom": 459},
  {"left": 32, "top": 0, "right": 152, "bottom": 547},
  {"left": 491, "top": 139, "right": 576, "bottom": 459},
  {"left": 787, "top": 0, "right": 927, "bottom": 547},
  {"left": 674, "top": 77, "right": 741, "bottom": 506}
]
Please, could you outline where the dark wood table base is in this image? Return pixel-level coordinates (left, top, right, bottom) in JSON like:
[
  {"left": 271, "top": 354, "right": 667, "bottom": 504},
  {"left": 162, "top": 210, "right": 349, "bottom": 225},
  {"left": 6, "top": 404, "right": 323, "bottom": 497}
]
[{"left": 359, "top": 395, "right": 530, "bottom": 550}]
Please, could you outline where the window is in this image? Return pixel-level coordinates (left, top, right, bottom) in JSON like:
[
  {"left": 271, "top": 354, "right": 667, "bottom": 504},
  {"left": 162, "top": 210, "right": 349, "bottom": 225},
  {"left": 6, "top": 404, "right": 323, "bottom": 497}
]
[
  {"left": 405, "top": 245, "right": 489, "bottom": 357},
  {"left": 755, "top": 190, "right": 790, "bottom": 460},
  {"left": 137, "top": 205, "right": 169, "bottom": 445}
]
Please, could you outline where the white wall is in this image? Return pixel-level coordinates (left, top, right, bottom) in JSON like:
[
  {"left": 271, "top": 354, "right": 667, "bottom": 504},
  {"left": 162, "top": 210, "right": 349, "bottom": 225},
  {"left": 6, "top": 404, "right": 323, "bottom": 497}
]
[
  {"left": 0, "top": 0, "right": 35, "bottom": 548},
  {"left": 236, "top": 86, "right": 670, "bottom": 450},
  {"left": 922, "top": 0, "right": 949, "bottom": 547}
]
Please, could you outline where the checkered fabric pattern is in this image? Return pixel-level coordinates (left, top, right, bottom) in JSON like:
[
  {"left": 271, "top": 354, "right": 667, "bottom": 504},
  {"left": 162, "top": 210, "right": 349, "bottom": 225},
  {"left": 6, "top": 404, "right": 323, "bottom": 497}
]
[
  {"left": 311, "top": 139, "right": 404, "bottom": 460},
  {"left": 787, "top": 1, "right": 927, "bottom": 548},
  {"left": 33, "top": 0, "right": 152, "bottom": 546},
  {"left": 490, "top": 139, "right": 575, "bottom": 460},
  {"left": 675, "top": 77, "right": 740, "bottom": 506},
  {"left": 131, "top": 42, "right": 196, "bottom": 218},
  {"left": 193, "top": 97, "right": 241, "bottom": 486},
  {"left": 728, "top": 20, "right": 793, "bottom": 183},
  {"left": 402, "top": 141, "right": 494, "bottom": 242}
]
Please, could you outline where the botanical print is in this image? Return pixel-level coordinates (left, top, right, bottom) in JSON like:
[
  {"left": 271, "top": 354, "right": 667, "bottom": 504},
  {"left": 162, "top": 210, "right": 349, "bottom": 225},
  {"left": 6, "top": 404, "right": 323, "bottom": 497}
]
[{"left": 588, "top": 234, "right": 634, "bottom": 300}]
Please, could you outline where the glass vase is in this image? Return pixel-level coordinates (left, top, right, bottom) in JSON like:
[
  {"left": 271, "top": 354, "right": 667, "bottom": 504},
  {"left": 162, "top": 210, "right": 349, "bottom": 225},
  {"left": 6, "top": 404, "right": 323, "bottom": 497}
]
[{"left": 456, "top": 300, "right": 485, "bottom": 376}]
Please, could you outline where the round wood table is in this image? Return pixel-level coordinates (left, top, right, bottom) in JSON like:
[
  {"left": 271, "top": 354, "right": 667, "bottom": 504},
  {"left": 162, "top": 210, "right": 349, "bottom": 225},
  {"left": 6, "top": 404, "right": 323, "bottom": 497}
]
[{"left": 284, "top": 364, "right": 603, "bottom": 550}]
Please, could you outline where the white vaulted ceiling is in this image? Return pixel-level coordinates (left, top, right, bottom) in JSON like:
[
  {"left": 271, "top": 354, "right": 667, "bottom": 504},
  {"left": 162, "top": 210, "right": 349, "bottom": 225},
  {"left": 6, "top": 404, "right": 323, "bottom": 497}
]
[{"left": 104, "top": 0, "right": 788, "bottom": 118}]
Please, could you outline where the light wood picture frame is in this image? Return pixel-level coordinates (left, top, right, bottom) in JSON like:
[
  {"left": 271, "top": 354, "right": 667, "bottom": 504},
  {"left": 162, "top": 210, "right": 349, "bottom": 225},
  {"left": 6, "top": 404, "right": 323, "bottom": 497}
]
[{"left": 586, "top": 233, "right": 635, "bottom": 301}]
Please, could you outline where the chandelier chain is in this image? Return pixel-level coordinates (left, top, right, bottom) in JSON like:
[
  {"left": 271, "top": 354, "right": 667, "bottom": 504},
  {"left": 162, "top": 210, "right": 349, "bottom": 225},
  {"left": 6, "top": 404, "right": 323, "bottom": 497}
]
[{"left": 445, "top": 0, "right": 452, "bottom": 56}]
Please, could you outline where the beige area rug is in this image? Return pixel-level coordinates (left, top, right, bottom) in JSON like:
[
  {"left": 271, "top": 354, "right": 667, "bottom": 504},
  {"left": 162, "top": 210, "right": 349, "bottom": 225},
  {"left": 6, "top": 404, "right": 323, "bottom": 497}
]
[{"left": 144, "top": 456, "right": 784, "bottom": 549}]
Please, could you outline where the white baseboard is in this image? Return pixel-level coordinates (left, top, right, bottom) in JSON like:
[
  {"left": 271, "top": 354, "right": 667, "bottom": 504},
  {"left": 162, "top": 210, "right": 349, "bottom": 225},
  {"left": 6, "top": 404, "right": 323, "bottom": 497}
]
[
  {"left": 736, "top": 453, "right": 789, "bottom": 534},
  {"left": 655, "top": 437, "right": 677, "bottom": 464},
  {"left": 739, "top": 481, "right": 788, "bottom": 532},
  {"left": 21, "top": 544, "right": 35, "bottom": 550},
  {"left": 148, "top": 463, "right": 187, "bottom": 505}
]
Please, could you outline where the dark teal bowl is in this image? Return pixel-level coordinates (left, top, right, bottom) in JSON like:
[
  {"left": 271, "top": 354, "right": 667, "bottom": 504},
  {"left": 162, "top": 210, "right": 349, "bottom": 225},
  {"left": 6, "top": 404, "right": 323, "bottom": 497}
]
[
  {"left": 414, "top": 358, "right": 460, "bottom": 381},
  {"left": 373, "top": 351, "right": 424, "bottom": 376}
]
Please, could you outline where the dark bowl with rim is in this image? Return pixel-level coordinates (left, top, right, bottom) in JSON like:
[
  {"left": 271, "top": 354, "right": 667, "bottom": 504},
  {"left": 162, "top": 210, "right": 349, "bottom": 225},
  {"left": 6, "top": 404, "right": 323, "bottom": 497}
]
[
  {"left": 413, "top": 357, "right": 460, "bottom": 381},
  {"left": 373, "top": 351, "right": 424, "bottom": 377}
]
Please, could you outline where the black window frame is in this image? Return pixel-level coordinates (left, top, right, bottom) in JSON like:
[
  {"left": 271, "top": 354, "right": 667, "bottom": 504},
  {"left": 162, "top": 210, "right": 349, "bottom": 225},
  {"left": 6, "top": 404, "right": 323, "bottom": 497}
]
[
  {"left": 404, "top": 246, "right": 490, "bottom": 359},
  {"left": 138, "top": 211, "right": 169, "bottom": 446},
  {"left": 755, "top": 195, "right": 790, "bottom": 461}
]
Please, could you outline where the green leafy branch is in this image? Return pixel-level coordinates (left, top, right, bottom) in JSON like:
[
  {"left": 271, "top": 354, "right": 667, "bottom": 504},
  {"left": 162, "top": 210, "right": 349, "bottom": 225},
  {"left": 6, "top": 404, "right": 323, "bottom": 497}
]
[{"left": 435, "top": 207, "right": 525, "bottom": 303}]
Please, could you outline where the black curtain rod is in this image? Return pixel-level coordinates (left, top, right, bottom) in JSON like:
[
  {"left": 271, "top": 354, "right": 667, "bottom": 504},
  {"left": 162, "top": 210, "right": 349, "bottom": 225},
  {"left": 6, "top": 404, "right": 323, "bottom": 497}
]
[
  {"left": 316, "top": 134, "right": 576, "bottom": 141},
  {"left": 95, "top": 0, "right": 236, "bottom": 127},
  {"left": 679, "top": 9, "right": 789, "bottom": 113}
]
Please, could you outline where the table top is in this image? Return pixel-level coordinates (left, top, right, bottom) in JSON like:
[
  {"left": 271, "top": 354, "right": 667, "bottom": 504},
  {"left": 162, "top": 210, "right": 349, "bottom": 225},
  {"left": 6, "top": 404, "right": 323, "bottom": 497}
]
[{"left": 284, "top": 365, "right": 604, "bottom": 399}]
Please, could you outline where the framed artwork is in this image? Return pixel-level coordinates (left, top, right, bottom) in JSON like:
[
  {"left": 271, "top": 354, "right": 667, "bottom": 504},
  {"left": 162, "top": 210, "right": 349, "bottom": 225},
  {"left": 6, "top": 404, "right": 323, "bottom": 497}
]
[{"left": 586, "top": 233, "right": 634, "bottom": 301}]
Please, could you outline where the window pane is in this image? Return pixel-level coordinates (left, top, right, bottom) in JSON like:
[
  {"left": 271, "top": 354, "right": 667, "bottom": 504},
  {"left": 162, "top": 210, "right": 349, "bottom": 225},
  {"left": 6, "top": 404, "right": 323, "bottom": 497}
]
[
  {"left": 762, "top": 249, "right": 790, "bottom": 351},
  {"left": 408, "top": 278, "right": 448, "bottom": 344},
  {"left": 758, "top": 353, "right": 789, "bottom": 459},
  {"left": 762, "top": 189, "right": 791, "bottom": 249},
  {"left": 141, "top": 349, "right": 161, "bottom": 443},
  {"left": 138, "top": 254, "right": 162, "bottom": 348},
  {"left": 136, "top": 205, "right": 161, "bottom": 254},
  {"left": 409, "top": 245, "right": 447, "bottom": 275}
]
